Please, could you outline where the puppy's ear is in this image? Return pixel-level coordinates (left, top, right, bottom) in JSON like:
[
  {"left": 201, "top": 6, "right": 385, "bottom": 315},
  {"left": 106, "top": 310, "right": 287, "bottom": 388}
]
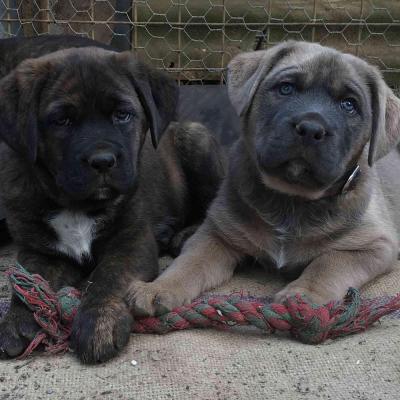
[
  {"left": 368, "top": 68, "right": 400, "bottom": 165},
  {"left": 0, "top": 60, "right": 47, "bottom": 162},
  {"left": 117, "top": 52, "right": 178, "bottom": 148},
  {"left": 227, "top": 42, "right": 295, "bottom": 116}
]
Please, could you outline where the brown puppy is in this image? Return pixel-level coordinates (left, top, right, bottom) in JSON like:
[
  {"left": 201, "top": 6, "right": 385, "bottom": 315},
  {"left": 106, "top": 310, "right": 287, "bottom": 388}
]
[
  {"left": 0, "top": 45, "right": 223, "bottom": 363},
  {"left": 128, "top": 41, "right": 400, "bottom": 315}
]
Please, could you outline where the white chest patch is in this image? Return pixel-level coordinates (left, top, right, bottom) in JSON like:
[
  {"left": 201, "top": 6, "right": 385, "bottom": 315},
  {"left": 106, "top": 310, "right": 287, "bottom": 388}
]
[
  {"left": 268, "top": 239, "right": 287, "bottom": 269},
  {"left": 49, "top": 210, "right": 97, "bottom": 263}
]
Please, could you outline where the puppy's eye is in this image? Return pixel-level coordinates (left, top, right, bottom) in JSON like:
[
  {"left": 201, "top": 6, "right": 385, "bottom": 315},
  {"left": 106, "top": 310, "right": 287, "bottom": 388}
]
[
  {"left": 113, "top": 110, "right": 133, "bottom": 124},
  {"left": 278, "top": 82, "right": 295, "bottom": 96},
  {"left": 53, "top": 117, "right": 71, "bottom": 127},
  {"left": 340, "top": 98, "right": 357, "bottom": 114}
]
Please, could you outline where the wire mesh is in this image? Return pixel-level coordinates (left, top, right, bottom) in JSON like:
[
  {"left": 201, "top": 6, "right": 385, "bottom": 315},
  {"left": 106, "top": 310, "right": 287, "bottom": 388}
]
[{"left": 0, "top": 1, "right": 399, "bottom": 86}]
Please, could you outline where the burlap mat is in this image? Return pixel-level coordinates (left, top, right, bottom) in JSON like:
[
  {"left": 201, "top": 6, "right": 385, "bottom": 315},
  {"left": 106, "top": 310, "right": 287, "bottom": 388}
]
[{"left": 0, "top": 243, "right": 399, "bottom": 400}]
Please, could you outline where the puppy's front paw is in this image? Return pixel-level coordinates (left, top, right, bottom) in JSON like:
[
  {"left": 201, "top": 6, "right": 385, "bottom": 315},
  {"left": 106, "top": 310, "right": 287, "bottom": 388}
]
[
  {"left": 70, "top": 298, "right": 132, "bottom": 364},
  {"left": 0, "top": 306, "right": 40, "bottom": 359},
  {"left": 126, "top": 281, "right": 193, "bottom": 317},
  {"left": 274, "top": 281, "right": 342, "bottom": 305}
]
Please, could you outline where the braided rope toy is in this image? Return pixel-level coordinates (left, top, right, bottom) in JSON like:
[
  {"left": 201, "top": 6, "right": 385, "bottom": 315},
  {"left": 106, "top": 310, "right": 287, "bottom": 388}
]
[{"left": 4, "top": 263, "right": 400, "bottom": 359}]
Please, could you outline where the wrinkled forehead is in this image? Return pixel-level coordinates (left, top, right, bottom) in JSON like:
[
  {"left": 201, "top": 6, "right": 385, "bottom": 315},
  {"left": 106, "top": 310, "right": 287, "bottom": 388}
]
[
  {"left": 41, "top": 49, "right": 141, "bottom": 114},
  {"left": 268, "top": 43, "right": 370, "bottom": 96}
]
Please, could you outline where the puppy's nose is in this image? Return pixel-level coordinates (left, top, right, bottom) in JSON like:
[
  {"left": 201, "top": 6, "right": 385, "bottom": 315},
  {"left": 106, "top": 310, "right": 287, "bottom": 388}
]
[
  {"left": 88, "top": 152, "right": 116, "bottom": 173},
  {"left": 295, "top": 120, "right": 326, "bottom": 142}
]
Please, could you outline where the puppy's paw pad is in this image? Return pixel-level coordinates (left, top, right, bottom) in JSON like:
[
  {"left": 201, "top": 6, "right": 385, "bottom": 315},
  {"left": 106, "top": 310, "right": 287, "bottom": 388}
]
[{"left": 71, "top": 300, "right": 132, "bottom": 364}]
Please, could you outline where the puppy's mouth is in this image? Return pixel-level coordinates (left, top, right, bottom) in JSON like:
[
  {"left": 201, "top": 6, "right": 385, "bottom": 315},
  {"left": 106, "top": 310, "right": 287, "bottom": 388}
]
[
  {"left": 259, "top": 156, "right": 342, "bottom": 200},
  {"left": 267, "top": 159, "right": 322, "bottom": 188},
  {"left": 91, "top": 185, "right": 119, "bottom": 201},
  {"left": 89, "top": 173, "right": 127, "bottom": 201}
]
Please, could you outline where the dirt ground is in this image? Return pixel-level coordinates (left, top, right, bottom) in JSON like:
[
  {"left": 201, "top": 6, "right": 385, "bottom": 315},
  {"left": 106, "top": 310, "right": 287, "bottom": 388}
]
[{"left": 0, "top": 242, "right": 399, "bottom": 400}]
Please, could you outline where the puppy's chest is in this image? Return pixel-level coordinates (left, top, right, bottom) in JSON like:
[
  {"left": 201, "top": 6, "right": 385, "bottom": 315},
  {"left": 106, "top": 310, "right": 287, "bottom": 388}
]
[
  {"left": 48, "top": 210, "right": 101, "bottom": 264},
  {"left": 247, "top": 226, "right": 310, "bottom": 269},
  {"left": 262, "top": 234, "right": 294, "bottom": 269}
]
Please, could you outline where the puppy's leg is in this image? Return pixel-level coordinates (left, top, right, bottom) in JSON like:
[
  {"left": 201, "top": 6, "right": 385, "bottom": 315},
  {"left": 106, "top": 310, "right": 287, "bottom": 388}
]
[
  {"left": 168, "top": 224, "right": 199, "bottom": 257},
  {"left": 0, "top": 249, "right": 82, "bottom": 359},
  {"left": 127, "top": 222, "right": 242, "bottom": 316},
  {"left": 274, "top": 238, "right": 397, "bottom": 304},
  {"left": 153, "top": 122, "right": 225, "bottom": 256},
  {"left": 159, "top": 122, "right": 225, "bottom": 257},
  {"left": 70, "top": 224, "right": 159, "bottom": 364},
  {"left": 174, "top": 121, "right": 226, "bottom": 223}
]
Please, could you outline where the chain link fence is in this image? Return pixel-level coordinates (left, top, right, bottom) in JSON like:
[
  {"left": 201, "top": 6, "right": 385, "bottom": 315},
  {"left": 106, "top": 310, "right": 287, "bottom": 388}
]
[{"left": 0, "top": 1, "right": 399, "bottom": 86}]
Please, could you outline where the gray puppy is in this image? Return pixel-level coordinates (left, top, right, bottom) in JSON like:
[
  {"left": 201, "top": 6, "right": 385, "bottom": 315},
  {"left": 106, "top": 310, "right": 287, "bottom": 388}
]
[{"left": 127, "top": 41, "right": 400, "bottom": 314}]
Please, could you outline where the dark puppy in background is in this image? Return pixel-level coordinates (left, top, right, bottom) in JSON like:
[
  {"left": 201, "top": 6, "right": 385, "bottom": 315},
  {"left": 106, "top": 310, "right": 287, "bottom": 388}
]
[
  {"left": 129, "top": 41, "right": 400, "bottom": 315},
  {"left": 0, "top": 34, "right": 112, "bottom": 74},
  {"left": 0, "top": 37, "right": 223, "bottom": 363},
  {"left": 178, "top": 85, "right": 241, "bottom": 148}
]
